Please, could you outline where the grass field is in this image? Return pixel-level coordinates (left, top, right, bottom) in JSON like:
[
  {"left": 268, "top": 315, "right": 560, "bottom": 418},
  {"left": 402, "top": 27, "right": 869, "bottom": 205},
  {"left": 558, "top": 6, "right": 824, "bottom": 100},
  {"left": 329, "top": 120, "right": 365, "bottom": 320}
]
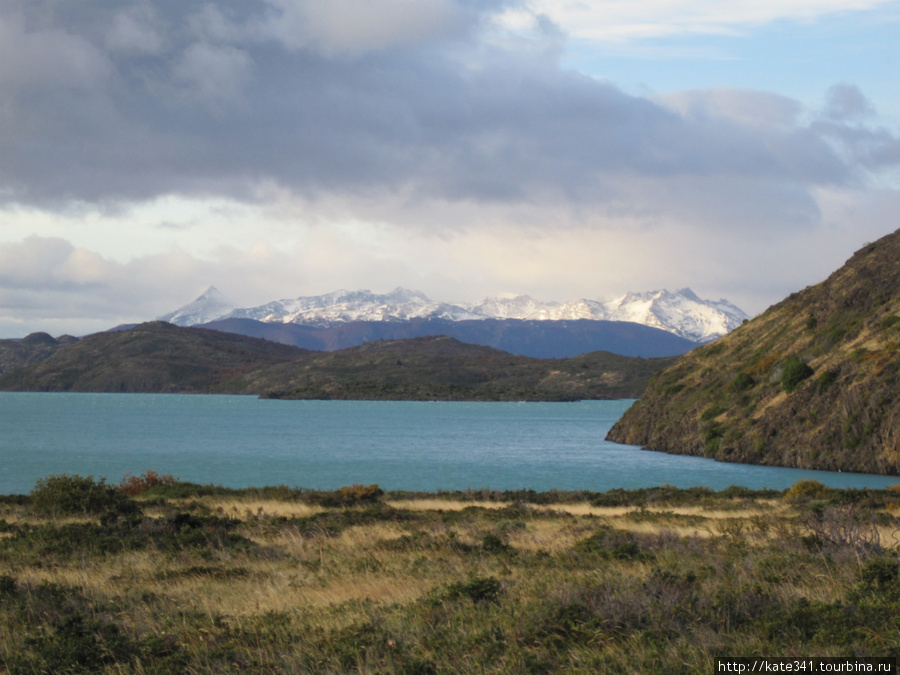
[{"left": 1, "top": 474, "right": 900, "bottom": 673}]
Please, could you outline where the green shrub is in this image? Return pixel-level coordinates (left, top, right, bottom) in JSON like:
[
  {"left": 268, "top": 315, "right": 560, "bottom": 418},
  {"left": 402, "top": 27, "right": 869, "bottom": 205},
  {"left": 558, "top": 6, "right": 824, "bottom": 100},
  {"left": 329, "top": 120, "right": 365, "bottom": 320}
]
[
  {"left": 700, "top": 406, "right": 726, "bottom": 422},
  {"left": 0, "top": 574, "right": 16, "bottom": 596},
  {"left": 851, "top": 348, "right": 870, "bottom": 363},
  {"left": 816, "top": 370, "right": 838, "bottom": 393},
  {"left": 26, "top": 612, "right": 133, "bottom": 673},
  {"left": 577, "top": 527, "right": 644, "bottom": 560},
  {"left": 880, "top": 315, "right": 900, "bottom": 331},
  {"left": 481, "top": 533, "right": 511, "bottom": 553},
  {"left": 859, "top": 556, "right": 900, "bottom": 591},
  {"left": 445, "top": 576, "right": 502, "bottom": 604},
  {"left": 30, "top": 474, "right": 141, "bottom": 520},
  {"left": 781, "top": 356, "right": 814, "bottom": 393},
  {"left": 732, "top": 372, "right": 756, "bottom": 391}
]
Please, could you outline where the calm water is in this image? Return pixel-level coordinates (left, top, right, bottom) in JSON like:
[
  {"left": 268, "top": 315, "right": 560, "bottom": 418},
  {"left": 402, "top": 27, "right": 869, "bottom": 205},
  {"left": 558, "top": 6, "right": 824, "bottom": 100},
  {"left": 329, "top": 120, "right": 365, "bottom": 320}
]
[{"left": 1, "top": 392, "right": 897, "bottom": 495}]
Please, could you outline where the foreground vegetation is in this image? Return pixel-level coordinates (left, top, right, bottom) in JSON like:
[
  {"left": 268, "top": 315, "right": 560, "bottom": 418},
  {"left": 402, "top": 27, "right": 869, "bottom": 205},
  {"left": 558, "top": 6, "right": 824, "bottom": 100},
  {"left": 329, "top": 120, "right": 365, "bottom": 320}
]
[{"left": 2, "top": 473, "right": 900, "bottom": 673}]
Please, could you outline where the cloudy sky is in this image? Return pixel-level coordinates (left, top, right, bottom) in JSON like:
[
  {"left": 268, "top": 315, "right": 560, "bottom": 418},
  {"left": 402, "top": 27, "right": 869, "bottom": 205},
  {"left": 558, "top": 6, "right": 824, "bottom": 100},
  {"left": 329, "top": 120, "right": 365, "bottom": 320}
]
[{"left": 1, "top": 0, "right": 899, "bottom": 337}]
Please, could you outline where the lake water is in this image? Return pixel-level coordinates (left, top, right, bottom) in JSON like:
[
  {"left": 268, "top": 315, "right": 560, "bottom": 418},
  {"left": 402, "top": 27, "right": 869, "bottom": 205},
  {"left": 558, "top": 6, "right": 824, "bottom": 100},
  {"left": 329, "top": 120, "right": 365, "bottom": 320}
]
[{"left": 1, "top": 392, "right": 897, "bottom": 495}]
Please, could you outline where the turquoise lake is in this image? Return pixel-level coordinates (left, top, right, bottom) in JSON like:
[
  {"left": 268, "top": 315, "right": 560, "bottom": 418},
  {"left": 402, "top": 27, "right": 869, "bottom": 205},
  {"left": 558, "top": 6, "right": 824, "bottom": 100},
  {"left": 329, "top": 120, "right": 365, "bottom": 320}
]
[{"left": 1, "top": 392, "right": 897, "bottom": 495}]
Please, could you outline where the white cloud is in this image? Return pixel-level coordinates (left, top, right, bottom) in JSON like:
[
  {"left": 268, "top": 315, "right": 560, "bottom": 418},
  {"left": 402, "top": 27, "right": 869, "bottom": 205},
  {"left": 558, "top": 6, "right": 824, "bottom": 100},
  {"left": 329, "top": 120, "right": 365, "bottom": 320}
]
[{"left": 501, "top": 0, "right": 898, "bottom": 41}]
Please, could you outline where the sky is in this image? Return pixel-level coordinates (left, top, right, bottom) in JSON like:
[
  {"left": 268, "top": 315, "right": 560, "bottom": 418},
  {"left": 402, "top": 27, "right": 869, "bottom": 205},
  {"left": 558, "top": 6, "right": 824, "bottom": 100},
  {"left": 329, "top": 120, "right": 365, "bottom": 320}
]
[{"left": 1, "top": 0, "right": 899, "bottom": 337}]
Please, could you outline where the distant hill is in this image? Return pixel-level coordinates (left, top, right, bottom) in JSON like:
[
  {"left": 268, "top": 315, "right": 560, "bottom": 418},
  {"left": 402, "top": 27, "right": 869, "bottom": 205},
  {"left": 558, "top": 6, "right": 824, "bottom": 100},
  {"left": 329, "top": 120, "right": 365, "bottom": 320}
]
[
  {"left": 0, "top": 322, "right": 307, "bottom": 394},
  {"left": 0, "top": 322, "right": 676, "bottom": 400},
  {"left": 608, "top": 229, "right": 900, "bottom": 475},
  {"left": 201, "top": 317, "right": 698, "bottom": 359},
  {"left": 0, "top": 332, "right": 78, "bottom": 376},
  {"left": 235, "top": 335, "right": 676, "bottom": 401}
]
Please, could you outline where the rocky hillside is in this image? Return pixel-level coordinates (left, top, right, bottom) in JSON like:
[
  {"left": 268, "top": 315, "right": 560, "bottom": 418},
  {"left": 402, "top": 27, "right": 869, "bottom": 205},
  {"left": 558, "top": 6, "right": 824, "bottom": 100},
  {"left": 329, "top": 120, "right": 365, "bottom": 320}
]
[{"left": 607, "top": 229, "right": 900, "bottom": 475}]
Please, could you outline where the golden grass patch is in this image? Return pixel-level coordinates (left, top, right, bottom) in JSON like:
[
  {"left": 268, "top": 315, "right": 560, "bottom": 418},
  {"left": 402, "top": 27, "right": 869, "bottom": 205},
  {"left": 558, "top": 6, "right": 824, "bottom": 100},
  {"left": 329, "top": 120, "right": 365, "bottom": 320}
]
[
  {"left": 196, "top": 498, "right": 326, "bottom": 519},
  {"left": 386, "top": 499, "right": 511, "bottom": 511}
]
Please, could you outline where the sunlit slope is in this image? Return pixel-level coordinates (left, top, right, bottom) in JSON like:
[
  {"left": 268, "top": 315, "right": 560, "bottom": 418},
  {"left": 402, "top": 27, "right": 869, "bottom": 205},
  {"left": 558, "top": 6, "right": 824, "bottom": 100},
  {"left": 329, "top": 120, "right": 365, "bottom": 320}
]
[{"left": 608, "top": 229, "right": 900, "bottom": 475}]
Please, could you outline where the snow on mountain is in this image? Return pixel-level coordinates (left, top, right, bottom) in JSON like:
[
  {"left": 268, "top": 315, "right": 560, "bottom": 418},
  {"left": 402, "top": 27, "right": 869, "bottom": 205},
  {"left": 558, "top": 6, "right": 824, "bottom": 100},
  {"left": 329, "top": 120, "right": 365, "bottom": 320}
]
[
  {"left": 596, "top": 288, "right": 747, "bottom": 343},
  {"left": 160, "top": 286, "right": 748, "bottom": 342},
  {"left": 157, "top": 286, "right": 235, "bottom": 326},
  {"left": 468, "top": 294, "right": 559, "bottom": 320},
  {"left": 470, "top": 288, "right": 747, "bottom": 342},
  {"left": 224, "top": 288, "right": 484, "bottom": 325}
]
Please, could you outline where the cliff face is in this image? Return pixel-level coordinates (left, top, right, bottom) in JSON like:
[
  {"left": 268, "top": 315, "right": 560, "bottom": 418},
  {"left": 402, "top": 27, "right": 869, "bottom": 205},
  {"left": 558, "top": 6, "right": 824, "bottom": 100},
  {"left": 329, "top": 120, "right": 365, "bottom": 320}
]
[{"left": 607, "top": 229, "right": 900, "bottom": 476}]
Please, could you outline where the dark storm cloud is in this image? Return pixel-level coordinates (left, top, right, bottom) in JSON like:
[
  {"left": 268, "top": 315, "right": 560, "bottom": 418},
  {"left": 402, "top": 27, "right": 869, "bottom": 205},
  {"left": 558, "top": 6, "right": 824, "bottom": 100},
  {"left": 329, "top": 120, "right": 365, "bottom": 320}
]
[{"left": 0, "top": 0, "right": 896, "bottom": 223}]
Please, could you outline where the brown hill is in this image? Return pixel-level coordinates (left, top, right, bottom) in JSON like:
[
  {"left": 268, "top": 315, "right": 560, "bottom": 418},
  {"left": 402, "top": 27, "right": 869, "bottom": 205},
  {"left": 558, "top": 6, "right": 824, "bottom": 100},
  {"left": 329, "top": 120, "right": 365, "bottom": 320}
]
[
  {"left": 239, "top": 335, "right": 673, "bottom": 401},
  {"left": 0, "top": 322, "right": 307, "bottom": 393},
  {"left": 0, "top": 323, "right": 675, "bottom": 400},
  {"left": 0, "top": 332, "right": 77, "bottom": 376},
  {"left": 607, "top": 229, "right": 900, "bottom": 475}
]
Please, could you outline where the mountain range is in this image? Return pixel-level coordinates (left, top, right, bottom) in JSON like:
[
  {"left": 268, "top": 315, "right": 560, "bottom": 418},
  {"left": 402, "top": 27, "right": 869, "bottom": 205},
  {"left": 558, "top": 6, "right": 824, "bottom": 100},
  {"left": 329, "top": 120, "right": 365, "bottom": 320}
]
[
  {"left": 608, "top": 227, "right": 900, "bottom": 476},
  {"left": 153, "top": 286, "right": 748, "bottom": 359},
  {"left": 160, "top": 287, "right": 748, "bottom": 344}
]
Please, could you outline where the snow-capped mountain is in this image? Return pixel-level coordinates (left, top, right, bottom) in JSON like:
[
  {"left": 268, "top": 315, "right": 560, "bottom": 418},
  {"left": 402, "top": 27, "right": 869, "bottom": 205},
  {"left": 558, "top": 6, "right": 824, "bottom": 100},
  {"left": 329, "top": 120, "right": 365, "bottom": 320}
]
[
  {"left": 227, "top": 288, "right": 483, "bottom": 325},
  {"left": 597, "top": 289, "right": 748, "bottom": 343},
  {"left": 464, "top": 289, "right": 747, "bottom": 341},
  {"left": 159, "top": 286, "right": 748, "bottom": 343},
  {"left": 157, "top": 286, "right": 236, "bottom": 326}
]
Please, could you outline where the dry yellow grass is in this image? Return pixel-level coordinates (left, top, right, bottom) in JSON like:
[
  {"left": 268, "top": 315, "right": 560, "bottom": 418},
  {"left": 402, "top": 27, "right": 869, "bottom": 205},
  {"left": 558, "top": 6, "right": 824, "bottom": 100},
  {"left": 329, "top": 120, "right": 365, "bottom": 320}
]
[
  {"left": 178, "top": 498, "right": 327, "bottom": 519},
  {"left": 386, "top": 499, "right": 511, "bottom": 511},
  {"left": 4, "top": 487, "right": 900, "bottom": 673},
  {"left": 505, "top": 519, "right": 588, "bottom": 552}
]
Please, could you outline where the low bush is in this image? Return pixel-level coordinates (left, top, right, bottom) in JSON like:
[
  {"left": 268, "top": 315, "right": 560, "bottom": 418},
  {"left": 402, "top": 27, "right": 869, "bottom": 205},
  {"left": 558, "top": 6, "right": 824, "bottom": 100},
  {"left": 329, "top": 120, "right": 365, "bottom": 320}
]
[
  {"left": 118, "top": 470, "right": 178, "bottom": 496},
  {"left": 732, "top": 372, "right": 756, "bottom": 391},
  {"left": 445, "top": 576, "right": 502, "bottom": 604},
  {"left": 30, "top": 474, "right": 141, "bottom": 521},
  {"left": 786, "top": 480, "right": 829, "bottom": 500},
  {"left": 816, "top": 369, "right": 838, "bottom": 393},
  {"left": 577, "top": 527, "right": 645, "bottom": 560},
  {"left": 310, "top": 484, "right": 385, "bottom": 507},
  {"left": 781, "top": 355, "right": 814, "bottom": 393},
  {"left": 858, "top": 556, "right": 900, "bottom": 592}
]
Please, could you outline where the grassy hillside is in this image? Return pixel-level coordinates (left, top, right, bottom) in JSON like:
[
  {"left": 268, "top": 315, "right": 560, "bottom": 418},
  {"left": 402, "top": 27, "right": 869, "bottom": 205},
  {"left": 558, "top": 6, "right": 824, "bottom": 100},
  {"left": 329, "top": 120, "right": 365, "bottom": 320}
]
[
  {"left": 0, "top": 324, "right": 675, "bottom": 400},
  {"left": 1, "top": 474, "right": 899, "bottom": 672},
  {"left": 608, "top": 228, "right": 900, "bottom": 475}
]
